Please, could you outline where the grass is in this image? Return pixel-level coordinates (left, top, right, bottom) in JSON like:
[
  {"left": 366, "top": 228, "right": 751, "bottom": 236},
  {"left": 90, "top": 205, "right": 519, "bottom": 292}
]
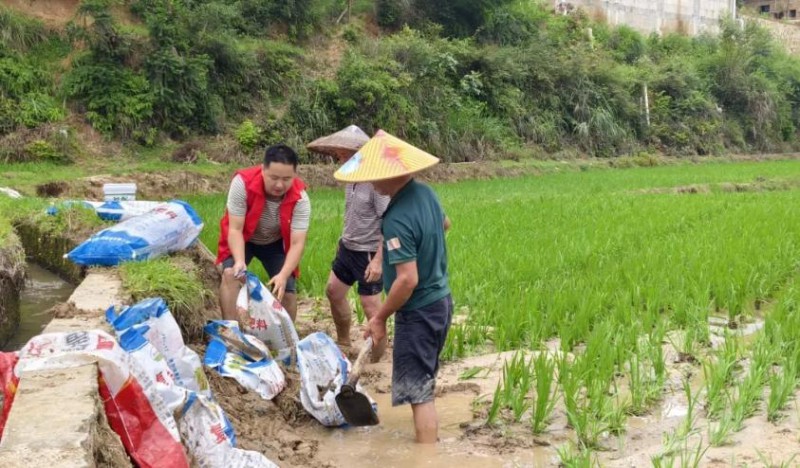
[{"left": 119, "top": 256, "right": 212, "bottom": 341}]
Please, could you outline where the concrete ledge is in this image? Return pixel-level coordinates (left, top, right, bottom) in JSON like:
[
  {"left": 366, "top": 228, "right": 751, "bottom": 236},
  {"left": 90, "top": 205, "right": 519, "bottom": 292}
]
[
  {"left": 0, "top": 271, "right": 129, "bottom": 467},
  {"left": 0, "top": 366, "right": 100, "bottom": 467}
]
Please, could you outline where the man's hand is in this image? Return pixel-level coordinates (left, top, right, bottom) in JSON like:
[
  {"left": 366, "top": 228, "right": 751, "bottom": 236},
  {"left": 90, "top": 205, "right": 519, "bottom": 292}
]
[
  {"left": 364, "top": 257, "right": 382, "bottom": 283},
  {"left": 268, "top": 273, "right": 288, "bottom": 301},
  {"left": 232, "top": 260, "right": 247, "bottom": 282},
  {"left": 364, "top": 316, "right": 387, "bottom": 344}
]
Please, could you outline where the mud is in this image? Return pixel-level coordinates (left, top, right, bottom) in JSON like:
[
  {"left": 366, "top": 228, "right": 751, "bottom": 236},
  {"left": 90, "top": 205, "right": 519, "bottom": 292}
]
[
  {"left": 91, "top": 395, "right": 132, "bottom": 468},
  {"left": 190, "top": 342, "right": 324, "bottom": 467},
  {"left": 0, "top": 236, "right": 25, "bottom": 345},
  {"left": 70, "top": 172, "right": 230, "bottom": 201},
  {"left": 638, "top": 176, "right": 800, "bottom": 196},
  {"left": 2, "top": 0, "right": 80, "bottom": 28}
]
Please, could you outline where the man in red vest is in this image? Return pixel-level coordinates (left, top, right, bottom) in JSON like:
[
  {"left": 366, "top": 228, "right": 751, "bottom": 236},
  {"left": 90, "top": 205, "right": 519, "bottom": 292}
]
[{"left": 216, "top": 144, "right": 311, "bottom": 322}]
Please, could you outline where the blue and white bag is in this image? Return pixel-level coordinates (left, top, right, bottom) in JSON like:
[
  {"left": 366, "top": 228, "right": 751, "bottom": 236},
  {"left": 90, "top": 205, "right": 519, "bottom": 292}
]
[
  {"left": 204, "top": 320, "right": 286, "bottom": 401},
  {"left": 66, "top": 200, "right": 203, "bottom": 266},
  {"left": 236, "top": 272, "right": 300, "bottom": 367},
  {"left": 296, "top": 332, "right": 375, "bottom": 427},
  {"left": 107, "top": 297, "right": 210, "bottom": 397}
]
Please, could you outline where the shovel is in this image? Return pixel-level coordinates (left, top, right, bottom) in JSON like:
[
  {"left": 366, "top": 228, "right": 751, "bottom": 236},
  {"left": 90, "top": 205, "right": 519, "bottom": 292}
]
[{"left": 335, "top": 337, "right": 379, "bottom": 426}]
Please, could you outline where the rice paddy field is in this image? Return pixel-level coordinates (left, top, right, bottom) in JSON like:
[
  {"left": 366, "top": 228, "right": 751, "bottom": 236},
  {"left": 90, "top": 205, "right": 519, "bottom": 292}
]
[{"left": 187, "top": 159, "right": 800, "bottom": 465}]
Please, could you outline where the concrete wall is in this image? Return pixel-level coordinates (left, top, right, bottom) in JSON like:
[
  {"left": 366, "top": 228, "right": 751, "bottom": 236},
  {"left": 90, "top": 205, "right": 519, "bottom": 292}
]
[{"left": 558, "top": 0, "right": 737, "bottom": 36}]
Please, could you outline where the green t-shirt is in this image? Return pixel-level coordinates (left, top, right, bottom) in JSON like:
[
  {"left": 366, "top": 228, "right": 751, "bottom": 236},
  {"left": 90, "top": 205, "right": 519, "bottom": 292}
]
[{"left": 382, "top": 179, "right": 450, "bottom": 311}]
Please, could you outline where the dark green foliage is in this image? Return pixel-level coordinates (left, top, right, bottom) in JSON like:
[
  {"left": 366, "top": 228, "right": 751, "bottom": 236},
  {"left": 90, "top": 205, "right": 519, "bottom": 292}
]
[{"left": 3, "top": 0, "right": 800, "bottom": 160}]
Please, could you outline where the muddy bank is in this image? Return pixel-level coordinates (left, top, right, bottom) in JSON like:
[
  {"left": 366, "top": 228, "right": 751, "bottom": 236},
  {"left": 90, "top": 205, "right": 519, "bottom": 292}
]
[
  {"left": 14, "top": 220, "right": 83, "bottom": 283},
  {"left": 0, "top": 233, "right": 25, "bottom": 345}
]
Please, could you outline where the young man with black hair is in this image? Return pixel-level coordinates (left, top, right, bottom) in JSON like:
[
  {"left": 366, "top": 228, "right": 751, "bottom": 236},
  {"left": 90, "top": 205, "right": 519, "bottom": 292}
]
[{"left": 216, "top": 144, "right": 311, "bottom": 321}]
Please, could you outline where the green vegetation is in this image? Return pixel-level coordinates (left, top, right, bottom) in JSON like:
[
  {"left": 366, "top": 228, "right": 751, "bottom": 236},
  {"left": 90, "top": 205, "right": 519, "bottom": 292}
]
[
  {"left": 120, "top": 256, "right": 212, "bottom": 340},
  {"left": 187, "top": 158, "right": 800, "bottom": 461},
  {"left": 2, "top": 1, "right": 800, "bottom": 162}
]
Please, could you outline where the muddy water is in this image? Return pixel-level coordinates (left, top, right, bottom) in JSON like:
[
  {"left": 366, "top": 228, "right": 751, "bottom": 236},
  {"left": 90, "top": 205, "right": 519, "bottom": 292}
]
[
  {"left": 312, "top": 392, "right": 550, "bottom": 468},
  {"left": 2, "top": 263, "right": 74, "bottom": 351}
]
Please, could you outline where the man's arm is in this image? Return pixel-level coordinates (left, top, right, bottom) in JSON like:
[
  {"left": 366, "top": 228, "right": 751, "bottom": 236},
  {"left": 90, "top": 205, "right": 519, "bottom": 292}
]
[
  {"left": 227, "top": 214, "right": 247, "bottom": 276},
  {"left": 364, "top": 236, "right": 383, "bottom": 283},
  {"left": 366, "top": 260, "right": 418, "bottom": 343},
  {"left": 444, "top": 215, "right": 451, "bottom": 232},
  {"left": 279, "top": 230, "right": 307, "bottom": 278}
]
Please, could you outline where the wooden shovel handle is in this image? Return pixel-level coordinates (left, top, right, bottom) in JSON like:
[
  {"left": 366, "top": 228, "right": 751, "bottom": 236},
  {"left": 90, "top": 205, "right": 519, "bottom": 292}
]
[{"left": 347, "top": 337, "right": 373, "bottom": 386}]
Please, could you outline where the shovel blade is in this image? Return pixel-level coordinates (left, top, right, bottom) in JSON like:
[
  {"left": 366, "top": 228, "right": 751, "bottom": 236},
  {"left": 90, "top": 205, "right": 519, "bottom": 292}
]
[{"left": 336, "top": 385, "right": 379, "bottom": 427}]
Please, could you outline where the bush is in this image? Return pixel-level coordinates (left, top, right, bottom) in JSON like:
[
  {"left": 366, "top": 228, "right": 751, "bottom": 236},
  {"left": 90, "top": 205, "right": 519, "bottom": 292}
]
[
  {"left": 17, "top": 92, "right": 64, "bottom": 128},
  {"left": 235, "top": 119, "right": 261, "bottom": 151},
  {"left": 23, "top": 138, "right": 72, "bottom": 164}
]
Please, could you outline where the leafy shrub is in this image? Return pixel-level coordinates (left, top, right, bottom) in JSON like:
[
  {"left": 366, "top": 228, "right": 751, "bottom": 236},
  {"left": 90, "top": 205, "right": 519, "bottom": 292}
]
[
  {"left": 23, "top": 138, "right": 72, "bottom": 164},
  {"left": 235, "top": 119, "right": 261, "bottom": 151},
  {"left": 17, "top": 92, "right": 64, "bottom": 128}
]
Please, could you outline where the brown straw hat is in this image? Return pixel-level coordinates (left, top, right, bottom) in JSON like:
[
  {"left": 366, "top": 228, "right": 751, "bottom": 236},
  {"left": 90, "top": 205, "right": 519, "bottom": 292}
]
[{"left": 306, "top": 125, "right": 370, "bottom": 160}]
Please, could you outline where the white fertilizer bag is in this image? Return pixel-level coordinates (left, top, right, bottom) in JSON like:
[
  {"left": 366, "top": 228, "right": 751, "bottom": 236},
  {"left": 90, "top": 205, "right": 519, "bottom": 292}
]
[
  {"left": 106, "top": 297, "right": 210, "bottom": 397},
  {"left": 204, "top": 321, "right": 286, "bottom": 400},
  {"left": 236, "top": 272, "right": 300, "bottom": 367},
  {"left": 66, "top": 200, "right": 203, "bottom": 266},
  {"left": 178, "top": 393, "right": 278, "bottom": 468},
  {"left": 296, "top": 332, "right": 375, "bottom": 427},
  {"left": 118, "top": 326, "right": 190, "bottom": 413},
  {"left": 17, "top": 330, "right": 189, "bottom": 468}
]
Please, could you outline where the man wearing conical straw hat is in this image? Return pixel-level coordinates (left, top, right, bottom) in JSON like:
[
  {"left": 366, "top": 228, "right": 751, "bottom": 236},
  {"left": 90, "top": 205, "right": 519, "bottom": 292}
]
[
  {"left": 307, "top": 125, "right": 390, "bottom": 362},
  {"left": 334, "top": 129, "right": 452, "bottom": 444}
]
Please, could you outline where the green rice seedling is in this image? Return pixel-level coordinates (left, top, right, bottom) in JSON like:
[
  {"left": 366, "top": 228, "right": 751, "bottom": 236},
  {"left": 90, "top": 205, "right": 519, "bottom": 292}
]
[
  {"left": 556, "top": 442, "right": 595, "bottom": 468},
  {"left": 558, "top": 353, "right": 580, "bottom": 410},
  {"left": 679, "top": 378, "right": 701, "bottom": 438},
  {"left": 708, "top": 412, "right": 736, "bottom": 447},
  {"left": 485, "top": 352, "right": 534, "bottom": 424},
  {"left": 486, "top": 380, "right": 503, "bottom": 426},
  {"left": 530, "top": 351, "right": 558, "bottom": 434},
  {"left": 509, "top": 353, "right": 533, "bottom": 421},
  {"left": 703, "top": 335, "right": 740, "bottom": 419},
  {"left": 767, "top": 359, "right": 797, "bottom": 423},
  {"left": 730, "top": 359, "right": 767, "bottom": 429},
  {"left": 606, "top": 392, "right": 629, "bottom": 436},
  {"left": 756, "top": 449, "right": 797, "bottom": 468},
  {"left": 677, "top": 438, "right": 709, "bottom": 468},
  {"left": 653, "top": 432, "right": 708, "bottom": 468},
  {"left": 628, "top": 352, "right": 648, "bottom": 415},
  {"left": 459, "top": 366, "right": 485, "bottom": 381}
]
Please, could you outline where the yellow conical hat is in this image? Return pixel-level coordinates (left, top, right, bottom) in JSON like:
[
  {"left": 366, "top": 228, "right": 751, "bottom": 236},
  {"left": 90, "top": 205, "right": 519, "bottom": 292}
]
[{"left": 333, "top": 130, "right": 440, "bottom": 183}]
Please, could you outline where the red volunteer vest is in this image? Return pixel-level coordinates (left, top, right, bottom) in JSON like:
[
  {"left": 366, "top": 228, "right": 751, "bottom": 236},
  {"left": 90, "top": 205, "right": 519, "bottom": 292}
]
[{"left": 216, "top": 165, "right": 305, "bottom": 277}]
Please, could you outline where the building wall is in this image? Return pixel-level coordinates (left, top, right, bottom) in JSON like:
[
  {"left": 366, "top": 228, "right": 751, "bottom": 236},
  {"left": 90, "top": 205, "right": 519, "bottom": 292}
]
[
  {"left": 557, "top": 0, "right": 737, "bottom": 36},
  {"left": 742, "top": 1, "right": 800, "bottom": 20},
  {"left": 749, "top": 16, "right": 800, "bottom": 53}
]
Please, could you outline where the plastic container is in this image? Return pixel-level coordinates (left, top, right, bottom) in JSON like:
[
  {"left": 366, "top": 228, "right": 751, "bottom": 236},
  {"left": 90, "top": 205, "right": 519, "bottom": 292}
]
[{"left": 104, "top": 183, "right": 137, "bottom": 201}]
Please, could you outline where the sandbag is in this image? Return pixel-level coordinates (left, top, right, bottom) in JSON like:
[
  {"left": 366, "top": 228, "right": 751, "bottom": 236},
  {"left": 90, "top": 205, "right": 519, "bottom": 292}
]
[
  {"left": 296, "top": 332, "right": 375, "bottom": 427},
  {"left": 66, "top": 200, "right": 203, "bottom": 266},
  {"left": 178, "top": 393, "right": 278, "bottom": 468},
  {"left": 0, "top": 352, "right": 19, "bottom": 439},
  {"left": 48, "top": 200, "right": 163, "bottom": 222},
  {"left": 236, "top": 272, "right": 300, "bottom": 367},
  {"left": 17, "top": 330, "right": 189, "bottom": 468},
  {"left": 106, "top": 297, "right": 210, "bottom": 397},
  {"left": 204, "top": 321, "right": 286, "bottom": 400},
  {"left": 118, "top": 326, "right": 276, "bottom": 468}
]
